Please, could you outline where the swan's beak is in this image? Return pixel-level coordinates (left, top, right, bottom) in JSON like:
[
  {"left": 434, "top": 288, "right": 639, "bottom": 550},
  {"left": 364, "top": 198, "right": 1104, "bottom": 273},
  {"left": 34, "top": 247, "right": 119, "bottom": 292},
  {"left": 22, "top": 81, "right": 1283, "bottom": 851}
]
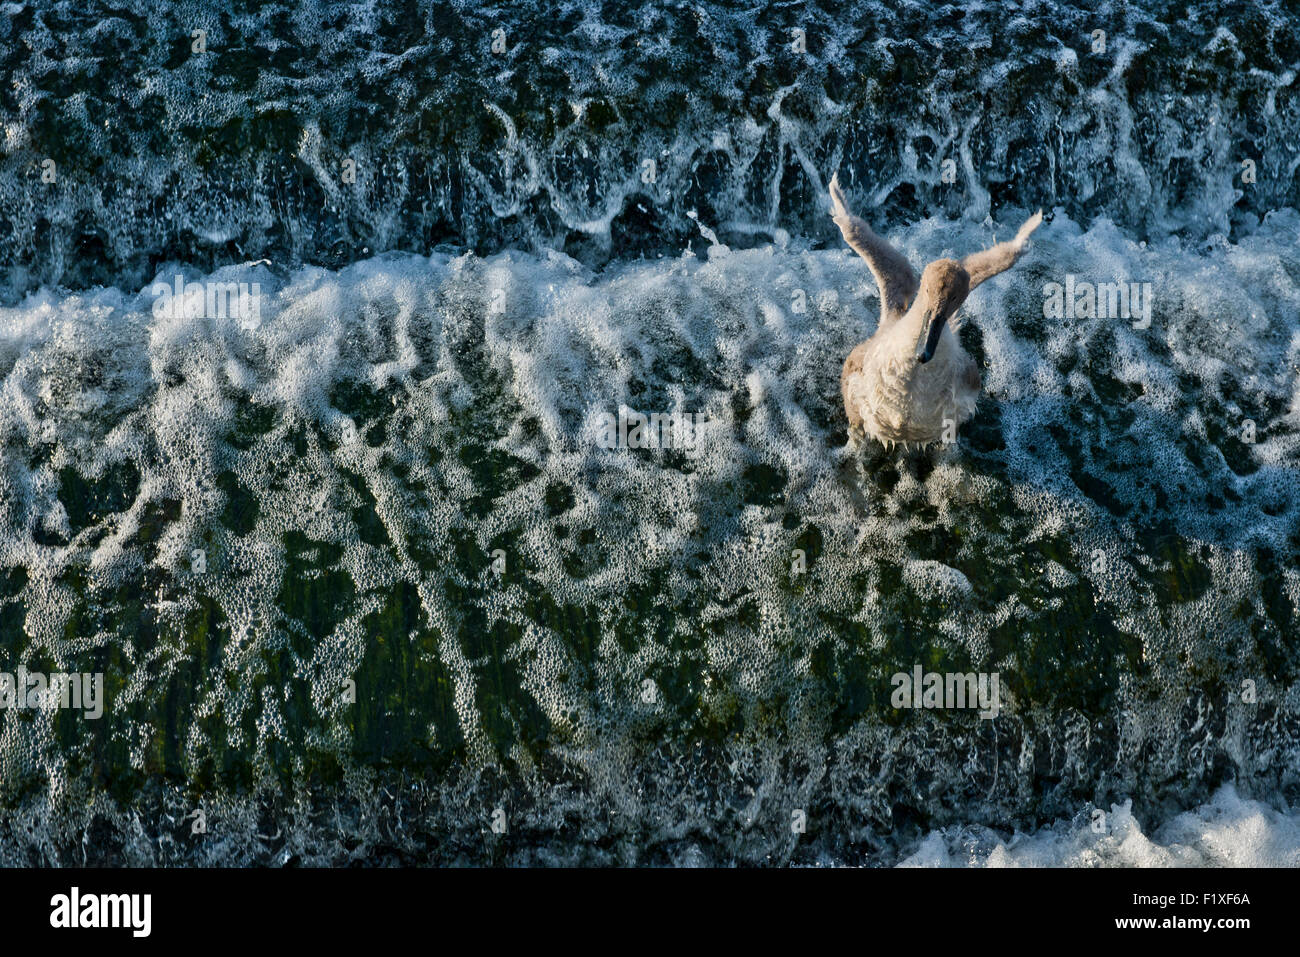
[{"left": 916, "top": 308, "right": 947, "bottom": 364}]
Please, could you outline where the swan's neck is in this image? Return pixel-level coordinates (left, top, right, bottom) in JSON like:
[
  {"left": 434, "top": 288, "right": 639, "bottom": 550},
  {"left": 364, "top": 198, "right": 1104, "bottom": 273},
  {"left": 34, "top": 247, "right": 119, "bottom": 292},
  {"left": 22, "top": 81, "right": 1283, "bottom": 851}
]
[{"left": 894, "top": 297, "right": 937, "bottom": 354}]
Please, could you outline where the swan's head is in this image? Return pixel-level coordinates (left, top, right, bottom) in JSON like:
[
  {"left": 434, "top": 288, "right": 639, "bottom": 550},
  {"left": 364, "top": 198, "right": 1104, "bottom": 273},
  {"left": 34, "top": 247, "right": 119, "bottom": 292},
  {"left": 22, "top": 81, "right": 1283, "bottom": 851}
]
[{"left": 915, "top": 259, "right": 970, "bottom": 364}]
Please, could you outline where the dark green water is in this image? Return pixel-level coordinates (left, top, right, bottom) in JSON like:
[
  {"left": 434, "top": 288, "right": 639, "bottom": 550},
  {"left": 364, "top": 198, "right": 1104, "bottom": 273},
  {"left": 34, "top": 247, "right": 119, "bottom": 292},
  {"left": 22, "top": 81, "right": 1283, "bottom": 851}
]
[{"left": 0, "top": 0, "right": 1298, "bottom": 865}]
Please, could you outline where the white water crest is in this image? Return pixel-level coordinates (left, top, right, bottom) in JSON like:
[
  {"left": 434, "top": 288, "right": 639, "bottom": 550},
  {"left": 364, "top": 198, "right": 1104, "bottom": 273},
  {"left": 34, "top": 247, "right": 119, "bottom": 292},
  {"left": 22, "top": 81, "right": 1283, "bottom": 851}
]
[
  {"left": 1, "top": 207, "right": 1297, "bottom": 863},
  {"left": 902, "top": 785, "right": 1300, "bottom": 868}
]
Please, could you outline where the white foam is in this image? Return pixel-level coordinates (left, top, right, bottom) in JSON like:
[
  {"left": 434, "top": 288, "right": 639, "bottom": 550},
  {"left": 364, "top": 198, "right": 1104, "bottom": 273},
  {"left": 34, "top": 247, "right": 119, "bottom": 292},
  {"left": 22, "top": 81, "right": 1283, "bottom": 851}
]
[
  {"left": 901, "top": 784, "right": 1300, "bottom": 867},
  {"left": 0, "top": 210, "right": 1297, "bottom": 859}
]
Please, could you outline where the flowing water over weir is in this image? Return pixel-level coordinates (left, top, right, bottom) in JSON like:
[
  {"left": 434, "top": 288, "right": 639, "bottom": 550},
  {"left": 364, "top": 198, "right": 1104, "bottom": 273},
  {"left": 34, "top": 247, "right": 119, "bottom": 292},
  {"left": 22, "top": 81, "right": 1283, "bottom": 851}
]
[{"left": 1, "top": 1, "right": 1299, "bottom": 865}]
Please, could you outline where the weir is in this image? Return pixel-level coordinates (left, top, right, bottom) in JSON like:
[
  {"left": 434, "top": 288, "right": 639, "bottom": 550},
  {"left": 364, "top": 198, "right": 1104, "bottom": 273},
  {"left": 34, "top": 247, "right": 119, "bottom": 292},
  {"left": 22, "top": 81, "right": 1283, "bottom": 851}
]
[{"left": 0, "top": 0, "right": 1296, "bottom": 867}]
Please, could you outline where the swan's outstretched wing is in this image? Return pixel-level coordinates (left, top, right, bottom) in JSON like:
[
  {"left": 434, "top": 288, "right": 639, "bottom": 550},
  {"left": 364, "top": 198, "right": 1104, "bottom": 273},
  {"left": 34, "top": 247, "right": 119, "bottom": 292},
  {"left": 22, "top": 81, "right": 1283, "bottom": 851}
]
[
  {"left": 961, "top": 210, "right": 1043, "bottom": 291},
  {"left": 829, "top": 172, "right": 918, "bottom": 323}
]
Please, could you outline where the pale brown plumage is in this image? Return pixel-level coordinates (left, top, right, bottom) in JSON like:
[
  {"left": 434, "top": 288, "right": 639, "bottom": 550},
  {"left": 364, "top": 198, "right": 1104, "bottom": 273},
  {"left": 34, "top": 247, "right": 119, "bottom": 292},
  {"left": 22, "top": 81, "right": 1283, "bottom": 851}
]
[{"left": 829, "top": 172, "right": 1041, "bottom": 447}]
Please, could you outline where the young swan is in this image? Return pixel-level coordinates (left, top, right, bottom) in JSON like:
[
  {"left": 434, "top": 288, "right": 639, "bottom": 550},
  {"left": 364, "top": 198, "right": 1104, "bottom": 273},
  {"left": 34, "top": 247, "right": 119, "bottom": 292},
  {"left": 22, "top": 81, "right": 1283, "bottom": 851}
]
[{"left": 830, "top": 172, "right": 1042, "bottom": 448}]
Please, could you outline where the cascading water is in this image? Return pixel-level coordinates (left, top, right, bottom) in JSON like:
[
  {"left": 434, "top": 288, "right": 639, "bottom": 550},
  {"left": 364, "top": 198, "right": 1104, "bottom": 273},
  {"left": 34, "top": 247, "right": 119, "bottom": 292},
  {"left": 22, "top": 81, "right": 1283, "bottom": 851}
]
[{"left": 0, "top": 0, "right": 1298, "bottom": 865}]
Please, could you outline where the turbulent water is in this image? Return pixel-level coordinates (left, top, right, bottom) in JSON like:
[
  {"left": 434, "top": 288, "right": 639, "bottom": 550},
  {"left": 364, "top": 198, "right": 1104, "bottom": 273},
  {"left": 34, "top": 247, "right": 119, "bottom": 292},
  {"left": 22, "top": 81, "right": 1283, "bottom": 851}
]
[{"left": 1, "top": 0, "right": 1298, "bottom": 866}]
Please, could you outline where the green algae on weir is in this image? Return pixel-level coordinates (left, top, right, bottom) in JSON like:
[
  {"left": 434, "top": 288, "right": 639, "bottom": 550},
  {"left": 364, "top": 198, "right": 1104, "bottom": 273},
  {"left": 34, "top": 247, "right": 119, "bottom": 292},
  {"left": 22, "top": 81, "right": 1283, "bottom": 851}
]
[
  {"left": 1, "top": 0, "right": 1299, "bottom": 865},
  {"left": 1, "top": 242, "right": 1294, "bottom": 866}
]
